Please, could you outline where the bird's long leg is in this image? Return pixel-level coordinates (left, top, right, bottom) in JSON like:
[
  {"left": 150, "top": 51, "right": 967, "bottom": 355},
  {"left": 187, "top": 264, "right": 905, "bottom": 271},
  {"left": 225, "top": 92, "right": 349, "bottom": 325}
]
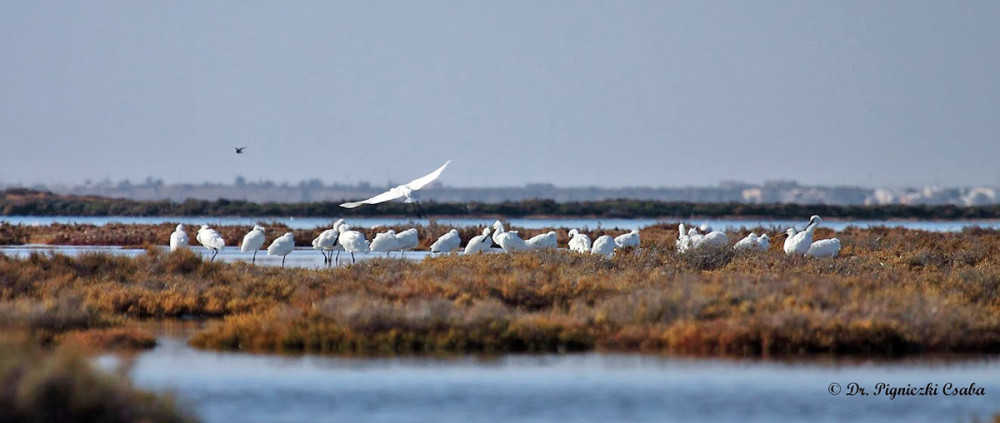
[
  {"left": 281, "top": 255, "right": 286, "bottom": 267},
  {"left": 351, "top": 252, "right": 355, "bottom": 264},
  {"left": 252, "top": 250, "right": 257, "bottom": 264},
  {"left": 211, "top": 249, "right": 219, "bottom": 262},
  {"left": 335, "top": 251, "right": 340, "bottom": 266},
  {"left": 414, "top": 202, "right": 426, "bottom": 219}
]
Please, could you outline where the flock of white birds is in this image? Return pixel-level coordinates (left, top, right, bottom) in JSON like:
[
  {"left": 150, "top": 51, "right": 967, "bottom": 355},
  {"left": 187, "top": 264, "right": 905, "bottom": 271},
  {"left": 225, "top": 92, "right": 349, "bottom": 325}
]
[
  {"left": 167, "top": 160, "right": 840, "bottom": 266},
  {"left": 166, "top": 215, "right": 840, "bottom": 267}
]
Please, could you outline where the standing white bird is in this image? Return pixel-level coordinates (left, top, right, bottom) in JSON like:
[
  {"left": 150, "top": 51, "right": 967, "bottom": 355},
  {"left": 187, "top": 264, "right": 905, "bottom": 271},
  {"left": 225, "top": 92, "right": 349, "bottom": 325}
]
[
  {"left": 806, "top": 238, "right": 841, "bottom": 257},
  {"left": 196, "top": 225, "right": 225, "bottom": 262},
  {"left": 312, "top": 225, "right": 342, "bottom": 267},
  {"left": 591, "top": 235, "right": 616, "bottom": 257},
  {"left": 464, "top": 228, "right": 493, "bottom": 254},
  {"left": 169, "top": 224, "right": 189, "bottom": 252},
  {"left": 240, "top": 225, "right": 266, "bottom": 264},
  {"left": 430, "top": 229, "right": 461, "bottom": 254},
  {"left": 337, "top": 225, "right": 370, "bottom": 264},
  {"left": 394, "top": 228, "right": 419, "bottom": 257},
  {"left": 492, "top": 220, "right": 529, "bottom": 252},
  {"left": 525, "top": 231, "right": 558, "bottom": 250},
  {"left": 339, "top": 160, "right": 451, "bottom": 218},
  {"left": 568, "top": 229, "right": 592, "bottom": 253},
  {"left": 614, "top": 230, "right": 640, "bottom": 249},
  {"left": 267, "top": 232, "right": 295, "bottom": 267},
  {"left": 370, "top": 230, "right": 399, "bottom": 258},
  {"left": 783, "top": 215, "right": 822, "bottom": 256},
  {"left": 676, "top": 224, "right": 693, "bottom": 253},
  {"left": 733, "top": 233, "right": 759, "bottom": 250}
]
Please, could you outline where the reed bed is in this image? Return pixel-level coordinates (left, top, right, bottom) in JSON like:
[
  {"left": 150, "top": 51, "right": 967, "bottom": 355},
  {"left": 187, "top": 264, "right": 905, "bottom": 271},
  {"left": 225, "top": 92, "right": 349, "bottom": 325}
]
[{"left": 2, "top": 224, "right": 999, "bottom": 357}]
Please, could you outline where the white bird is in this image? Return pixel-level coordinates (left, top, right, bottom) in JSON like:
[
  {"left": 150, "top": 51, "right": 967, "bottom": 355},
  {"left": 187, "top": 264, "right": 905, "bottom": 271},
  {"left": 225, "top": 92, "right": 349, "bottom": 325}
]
[
  {"left": 676, "top": 224, "right": 693, "bottom": 253},
  {"left": 394, "top": 228, "right": 419, "bottom": 257},
  {"left": 757, "top": 234, "right": 771, "bottom": 251},
  {"left": 568, "top": 229, "right": 592, "bottom": 253},
  {"left": 196, "top": 225, "right": 225, "bottom": 262},
  {"left": 614, "top": 230, "right": 640, "bottom": 250},
  {"left": 267, "top": 232, "right": 295, "bottom": 267},
  {"left": 699, "top": 223, "right": 713, "bottom": 233},
  {"left": 525, "top": 231, "right": 558, "bottom": 250},
  {"left": 694, "top": 231, "right": 729, "bottom": 250},
  {"left": 337, "top": 225, "right": 370, "bottom": 264},
  {"left": 339, "top": 160, "right": 451, "bottom": 218},
  {"left": 430, "top": 229, "right": 461, "bottom": 254},
  {"left": 240, "top": 225, "right": 266, "bottom": 264},
  {"left": 312, "top": 224, "right": 342, "bottom": 267},
  {"left": 591, "top": 235, "right": 616, "bottom": 256},
  {"left": 464, "top": 228, "right": 493, "bottom": 254},
  {"left": 806, "top": 238, "right": 841, "bottom": 258},
  {"left": 169, "top": 224, "right": 189, "bottom": 252},
  {"left": 370, "top": 230, "right": 399, "bottom": 258},
  {"left": 783, "top": 215, "right": 822, "bottom": 256},
  {"left": 733, "top": 232, "right": 758, "bottom": 250},
  {"left": 492, "top": 220, "right": 529, "bottom": 252}
]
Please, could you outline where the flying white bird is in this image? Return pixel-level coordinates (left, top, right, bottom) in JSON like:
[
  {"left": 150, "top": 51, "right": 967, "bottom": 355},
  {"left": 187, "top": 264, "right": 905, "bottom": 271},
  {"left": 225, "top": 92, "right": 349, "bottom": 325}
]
[
  {"left": 783, "top": 215, "right": 822, "bottom": 256},
  {"left": 337, "top": 224, "right": 370, "bottom": 264},
  {"left": 169, "top": 224, "right": 189, "bottom": 252},
  {"left": 568, "top": 229, "right": 592, "bottom": 253},
  {"left": 196, "top": 225, "right": 225, "bottom": 262},
  {"left": 464, "top": 228, "right": 493, "bottom": 254},
  {"left": 370, "top": 229, "right": 399, "bottom": 258},
  {"left": 267, "top": 232, "right": 295, "bottom": 267},
  {"left": 240, "top": 225, "right": 266, "bottom": 264},
  {"left": 394, "top": 228, "right": 419, "bottom": 257},
  {"left": 339, "top": 160, "right": 451, "bottom": 218},
  {"left": 806, "top": 238, "right": 842, "bottom": 258},
  {"left": 430, "top": 229, "right": 461, "bottom": 254},
  {"left": 591, "top": 235, "right": 616, "bottom": 257},
  {"left": 492, "top": 220, "right": 529, "bottom": 252},
  {"left": 615, "top": 230, "right": 640, "bottom": 250},
  {"left": 526, "top": 231, "right": 558, "bottom": 250}
]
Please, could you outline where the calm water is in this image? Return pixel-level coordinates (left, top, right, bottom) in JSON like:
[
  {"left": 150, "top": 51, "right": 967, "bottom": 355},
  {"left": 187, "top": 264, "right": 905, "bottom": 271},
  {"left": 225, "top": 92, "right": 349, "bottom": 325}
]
[
  {"left": 4, "top": 215, "right": 1000, "bottom": 232},
  {"left": 100, "top": 335, "right": 1000, "bottom": 423}
]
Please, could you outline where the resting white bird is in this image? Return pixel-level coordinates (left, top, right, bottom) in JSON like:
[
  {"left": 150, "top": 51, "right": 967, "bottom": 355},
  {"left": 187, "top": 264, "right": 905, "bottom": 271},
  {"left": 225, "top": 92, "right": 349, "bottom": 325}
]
[
  {"left": 240, "top": 225, "right": 266, "bottom": 264},
  {"left": 196, "top": 225, "right": 225, "bottom": 262},
  {"left": 394, "top": 228, "right": 419, "bottom": 257},
  {"left": 757, "top": 234, "right": 771, "bottom": 251},
  {"left": 169, "top": 224, "right": 189, "bottom": 252},
  {"left": 806, "top": 238, "right": 841, "bottom": 258},
  {"left": 267, "top": 232, "right": 295, "bottom": 267},
  {"left": 591, "top": 235, "right": 616, "bottom": 256},
  {"left": 430, "top": 229, "right": 461, "bottom": 254},
  {"left": 614, "top": 230, "right": 640, "bottom": 249},
  {"left": 492, "top": 220, "right": 529, "bottom": 252},
  {"left": 733, "top": 233, "right": 758, "bottom": 250},
  {"left": 312, "top": 224, "right": 342, "bottom": 267},
  {"left": 568, "top": 229, "right": 592, "bottom": 253},
  {"left": 339, "top": 160, "right": 451, "bottom": 218},
  {"left": 464, "top": 228, "right": 493, "bottom": 254},
  {"left": 694, "top": 231, "right": 729, "bottom": 249},
  {"left": 783, "top": 215, "right": 822, "bottom": 256},
  {"left": 526, "top": 231, "right": 558, "bottom": 250},
  {"left": 337, "top": 225, "right": 370, "bottom": 264},
  {"left": 370, "top": 230, "right": 399, "bottom": 258}
]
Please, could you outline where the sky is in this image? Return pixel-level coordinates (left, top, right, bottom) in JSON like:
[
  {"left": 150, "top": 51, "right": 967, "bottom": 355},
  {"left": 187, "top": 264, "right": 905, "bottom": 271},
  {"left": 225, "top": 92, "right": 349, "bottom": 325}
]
[{"left": 1, "top": 1, "right": 998, "bottom": 188}]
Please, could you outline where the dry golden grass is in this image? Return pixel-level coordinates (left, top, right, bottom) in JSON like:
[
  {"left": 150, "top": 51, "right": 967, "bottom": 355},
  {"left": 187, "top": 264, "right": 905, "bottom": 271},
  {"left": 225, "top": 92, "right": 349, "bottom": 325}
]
[{"left": 2, "top": 223, "right": 1000, "bottom": 357}]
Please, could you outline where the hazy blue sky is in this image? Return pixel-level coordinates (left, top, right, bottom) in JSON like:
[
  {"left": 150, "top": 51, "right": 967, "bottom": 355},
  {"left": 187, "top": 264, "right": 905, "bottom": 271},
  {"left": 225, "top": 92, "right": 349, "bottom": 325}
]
[{"left": 1, "top": 1, "right": 998, "bottom": 188}]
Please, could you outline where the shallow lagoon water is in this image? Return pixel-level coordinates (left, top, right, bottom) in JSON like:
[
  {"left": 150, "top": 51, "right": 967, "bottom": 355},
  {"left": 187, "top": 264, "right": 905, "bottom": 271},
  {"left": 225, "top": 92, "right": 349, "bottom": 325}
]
[{"left": 101, "top": 335, "right": 1000, "bottom": 423}]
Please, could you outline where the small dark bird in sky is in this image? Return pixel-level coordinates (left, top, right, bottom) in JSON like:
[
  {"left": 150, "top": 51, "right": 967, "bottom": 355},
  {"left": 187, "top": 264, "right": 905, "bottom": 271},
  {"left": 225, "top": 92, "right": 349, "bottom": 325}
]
[{"left": 235, "top": 147, "right": 247, "bottom": 154}]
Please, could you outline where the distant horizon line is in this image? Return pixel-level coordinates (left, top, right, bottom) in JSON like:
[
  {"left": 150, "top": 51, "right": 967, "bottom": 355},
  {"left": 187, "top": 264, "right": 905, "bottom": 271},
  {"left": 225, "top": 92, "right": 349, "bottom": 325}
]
[{"left": 2, "top": 177, "right": 998, "bottom": 191}]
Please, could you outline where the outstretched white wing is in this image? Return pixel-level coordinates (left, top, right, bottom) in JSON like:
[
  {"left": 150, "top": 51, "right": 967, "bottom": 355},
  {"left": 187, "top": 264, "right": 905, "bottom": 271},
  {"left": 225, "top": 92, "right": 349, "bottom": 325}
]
[
  {"left": 339, "top": 188, "right": 405, "bottom": 208},
  {"left": 404, "top": 160, "right": 451, "bottom": 190}
]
